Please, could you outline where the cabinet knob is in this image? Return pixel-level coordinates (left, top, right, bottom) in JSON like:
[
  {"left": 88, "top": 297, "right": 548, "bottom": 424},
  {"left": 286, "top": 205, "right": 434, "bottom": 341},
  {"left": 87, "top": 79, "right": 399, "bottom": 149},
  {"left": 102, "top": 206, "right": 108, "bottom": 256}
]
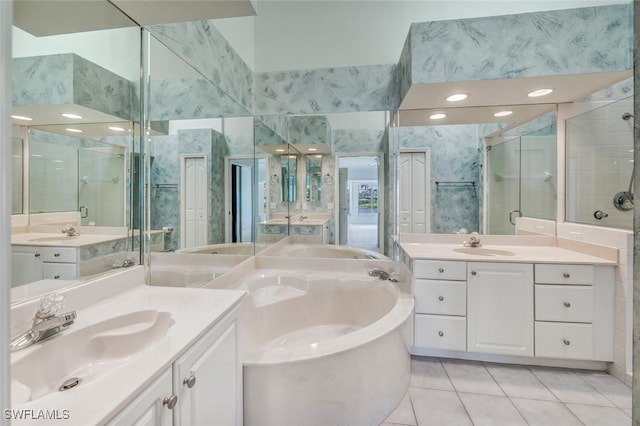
[
  {"left": 183, "top": 374, "right": 197, "bottom": 388},
  {"left": 438, "top": 296, "right": 444, "bottom": 301},
  {"left": 471, "top": 271, "right": 477, "bottom": 276},
  {"left": 54, "top": 253, "right": 61, "bottom": 257},
  {"left": 438, "top": 268, "right": 444, "bottom": 273},
  {"left": 34, "top": 253, "right": 41, "bottom": 258},
  {"left": 54, "top": 275, "right": 60, "bottom": 279},
  {"left": 562, "top": 339, "right": 571, "bottom": 346},
  {"left": 563, "top": 273, "right": 570, "bottom": 278},
  {"left": 163, "top": 395, "right": 178, "bottom": 410},
  {"left": 563, "top": 302, "right": 571, "bottom": 308},
  {"left": 438, "top": 331, "right": 444, "bottom": 337}
]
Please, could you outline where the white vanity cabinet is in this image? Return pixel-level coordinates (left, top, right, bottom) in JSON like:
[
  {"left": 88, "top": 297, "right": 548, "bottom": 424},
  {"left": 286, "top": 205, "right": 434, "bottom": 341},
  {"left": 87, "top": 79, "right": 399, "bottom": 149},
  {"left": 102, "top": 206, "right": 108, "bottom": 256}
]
[
  {"left": 413, "top": 260, "right": 467, "bottom": 351},
  {"left": 467, "top": 262, "right": 534, "bottom": 357},
  {"left": 107, "top": 369, "right": 173, "bottom": 426},
  {"left": 173, "top": 312, "right": 241, "bottom": 425},
  {"left": 12, "top": 245, "right": 79, "bottom": 285},
  {"left": 107, "top": 307, "right": 242, "bottom": 426},
  {"left": 534, "top": 264, "right": 614, "bottom": 361}
]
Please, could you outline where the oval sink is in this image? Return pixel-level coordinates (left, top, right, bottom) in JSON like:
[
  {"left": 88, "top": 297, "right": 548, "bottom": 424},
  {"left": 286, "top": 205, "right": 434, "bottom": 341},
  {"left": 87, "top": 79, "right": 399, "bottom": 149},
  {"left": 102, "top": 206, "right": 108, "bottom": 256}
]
[
  {"left": 453, "top": 247, "right": 516, "bottom": 256},
  {"left": 11, "top": 310, "right": 174, "bottom": 404}
]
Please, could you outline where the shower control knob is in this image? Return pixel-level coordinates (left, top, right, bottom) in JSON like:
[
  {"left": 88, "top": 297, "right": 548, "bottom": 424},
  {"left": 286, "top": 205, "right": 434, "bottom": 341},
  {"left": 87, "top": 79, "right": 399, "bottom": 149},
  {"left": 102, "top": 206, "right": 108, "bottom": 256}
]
[
  {"left": 593, "top": 210, "right": 608, "bottom": 220},
  {"left": 438, "top": 296, "right": 444, "bottom": 301}
]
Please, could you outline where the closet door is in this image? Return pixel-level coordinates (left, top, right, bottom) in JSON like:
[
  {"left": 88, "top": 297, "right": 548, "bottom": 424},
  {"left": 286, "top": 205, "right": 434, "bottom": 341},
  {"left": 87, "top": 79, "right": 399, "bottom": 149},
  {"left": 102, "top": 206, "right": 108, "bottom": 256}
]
[{"left": 399, "top": 151, "right": 430, "bottom": 233}]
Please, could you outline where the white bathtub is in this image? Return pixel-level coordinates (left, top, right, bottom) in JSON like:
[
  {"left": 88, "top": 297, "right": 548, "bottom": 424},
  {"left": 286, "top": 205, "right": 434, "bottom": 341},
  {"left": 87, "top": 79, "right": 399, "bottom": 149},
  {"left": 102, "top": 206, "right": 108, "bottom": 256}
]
[
  {"left": 175, "top": 242, "right": 255, "bottom": 255},
  {"left": 271, "top": 243, "right": 389, "bottom": 260},
  {"left": 236, "top": 269, "right": 413, "bottom": 425}
]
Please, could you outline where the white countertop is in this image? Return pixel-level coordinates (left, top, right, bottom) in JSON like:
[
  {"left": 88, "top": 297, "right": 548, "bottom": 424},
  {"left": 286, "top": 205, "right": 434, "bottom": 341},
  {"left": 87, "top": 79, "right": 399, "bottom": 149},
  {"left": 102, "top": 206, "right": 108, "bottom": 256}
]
[
  {"left": 398, "top": 234, "right": 618, "bottom": 265},
  {"left": 11, "top": 279, "right": 245, "bottom": 425},
  {"left": 11, "top": 233, "right": 127, "bottom": 247}
]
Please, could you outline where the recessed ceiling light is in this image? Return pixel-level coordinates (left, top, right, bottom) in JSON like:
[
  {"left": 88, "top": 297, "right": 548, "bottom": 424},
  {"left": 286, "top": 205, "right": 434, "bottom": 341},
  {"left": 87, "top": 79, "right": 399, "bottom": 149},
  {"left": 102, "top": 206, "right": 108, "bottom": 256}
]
[
  {"left": 314, "top": 155, "right": 323, "bottom": 158},
  {"left": 527, "top": 88, "right": 553, "bottom": 98},
  {"left": 288, "top": 155, "right": 297, "bottom": 159},
  {"left": 429, "top": 113, "right": 447, "bottom": 120},
  {"left": 446, "top": 93, "right": 468, "bottom": 102},
  {"left": 275, "top": 148, "right": 285, "bottom": 152},
  {"left": 108, "top": 126, "right": 126, "bottom": 132},
  {"left": 308, "top": 148, "right": 318, "bottom": 152},
  {"left": 61, "top": 113, "right": 83, "bottom": 119},
  {"left": 12, "top": 115, "right": 33, "bottom": 121},
  {"left": 493, "top": 110, "right": 513, "bottom": 117},
  {"left": 65, "top": 128, "right": 82, "bottom": 133}
]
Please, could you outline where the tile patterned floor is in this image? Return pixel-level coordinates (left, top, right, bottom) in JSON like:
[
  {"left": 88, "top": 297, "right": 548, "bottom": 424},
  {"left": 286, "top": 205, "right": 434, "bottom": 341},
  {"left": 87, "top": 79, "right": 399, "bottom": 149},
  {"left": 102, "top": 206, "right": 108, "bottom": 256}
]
[{"left": 382, "top": 357, "right": 632, "bottom": 426}]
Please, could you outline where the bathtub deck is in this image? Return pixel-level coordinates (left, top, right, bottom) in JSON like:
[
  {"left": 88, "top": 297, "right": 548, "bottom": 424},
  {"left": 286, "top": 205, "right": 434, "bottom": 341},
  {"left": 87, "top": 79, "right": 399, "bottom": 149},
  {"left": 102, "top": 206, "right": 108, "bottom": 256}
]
[{"left": 263, "top": 324, "right": 362, "bottom": 349}]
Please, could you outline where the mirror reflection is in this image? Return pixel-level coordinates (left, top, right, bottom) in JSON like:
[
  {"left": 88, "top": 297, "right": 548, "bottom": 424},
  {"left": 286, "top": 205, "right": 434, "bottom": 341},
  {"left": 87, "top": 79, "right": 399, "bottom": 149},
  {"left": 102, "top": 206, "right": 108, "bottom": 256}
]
[
  {"left": 281, "top": 154, "right": 298, "bottom": 203},
  {"left": 566, "top": 96, "right": 634, "bottom": 230},
  {"left": 306, "top": 155, "right": 323, "bottom": 202},
  {"left": 10, "top": 14, "right": 141, "bottom": 304}
]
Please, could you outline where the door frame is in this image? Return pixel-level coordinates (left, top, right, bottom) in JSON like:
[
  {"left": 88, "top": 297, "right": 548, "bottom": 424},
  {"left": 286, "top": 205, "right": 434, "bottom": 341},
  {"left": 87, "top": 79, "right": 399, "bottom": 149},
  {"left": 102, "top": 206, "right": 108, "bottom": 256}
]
[
  {"left": 335, "top": 152, "right": 385, "bottom": 253},
  {"left": 180, "top": 153, "right": 208, "bottom": 249},
  {"left": 225, "top": 155, "right": 265, "bottom": 243}
]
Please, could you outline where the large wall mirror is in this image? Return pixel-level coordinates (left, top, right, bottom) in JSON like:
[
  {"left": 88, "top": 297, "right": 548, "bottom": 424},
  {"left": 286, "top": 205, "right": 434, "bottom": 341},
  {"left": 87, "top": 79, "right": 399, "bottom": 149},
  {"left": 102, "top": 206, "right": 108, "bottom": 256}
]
[
  {"left": 566, "top": 96, "right": 634, "bottom": 230},
  {"left": 10, "top": 7, "right": 142, "bottom": 304},
  {"left": 143, "top": 29, "right": 256, "bottom": 269},
  {"left": 255, "top": 111, "right": 390, "bottom": 253}
]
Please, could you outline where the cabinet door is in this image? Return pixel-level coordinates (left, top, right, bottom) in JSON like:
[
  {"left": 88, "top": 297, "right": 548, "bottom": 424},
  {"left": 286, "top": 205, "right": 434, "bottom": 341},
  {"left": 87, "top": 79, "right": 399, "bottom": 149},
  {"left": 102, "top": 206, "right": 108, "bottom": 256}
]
[
  {"left": 107, "top": 368, "right": 173, "bottom": 426},
  {"left": 11, "top": 248, "right": 43, "bottom": 286},
  {"left": 174, "top": 316, "right": 241, "bottom": 426},
  {"left": 467, "top": 262, "right": 534, "bottom": 356}
]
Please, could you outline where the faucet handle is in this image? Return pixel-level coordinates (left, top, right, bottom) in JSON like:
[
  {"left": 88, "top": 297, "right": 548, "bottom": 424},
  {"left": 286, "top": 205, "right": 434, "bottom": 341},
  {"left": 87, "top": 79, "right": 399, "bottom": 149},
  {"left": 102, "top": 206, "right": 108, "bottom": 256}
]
[{"left": 37, "top": 293, "right": 65, "bottom": 318}]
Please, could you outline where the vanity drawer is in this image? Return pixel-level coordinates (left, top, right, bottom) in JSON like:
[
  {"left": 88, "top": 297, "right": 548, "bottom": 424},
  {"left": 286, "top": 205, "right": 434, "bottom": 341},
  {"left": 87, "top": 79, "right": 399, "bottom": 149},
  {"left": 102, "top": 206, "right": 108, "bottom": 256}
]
[
  {"left": 535, "top": 322, "right": 593, "bottom": 360},
  {"left": 535, "top": 285, "right": 593, "bottom": 323},
  {"left": 43, "top": 263, "right": 78, "bottom": 280},
  {"left": 415, "top": 314, "right": 466, "bottom": 351},
  {"left": 413, "top": 260, "right": 466, "bottom": 281},
  {"left": 43, "top": 247, "right": 77, "bottom": 263},
  {"left": 535, "top": 264, "right": 594, "bottom": 285},
  {"left": 414, "top": 279, "right": 466, "bottom": 316}
]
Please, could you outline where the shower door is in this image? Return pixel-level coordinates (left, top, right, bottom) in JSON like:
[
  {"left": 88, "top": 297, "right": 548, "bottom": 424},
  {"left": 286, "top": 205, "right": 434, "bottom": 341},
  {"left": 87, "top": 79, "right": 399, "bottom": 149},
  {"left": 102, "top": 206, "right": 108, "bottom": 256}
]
[
  {"left": 78, "top": 148, "right": 126, "bottom": 226},
  {"left": 486, "top": 137, "right": 521, "bottom": 234}
]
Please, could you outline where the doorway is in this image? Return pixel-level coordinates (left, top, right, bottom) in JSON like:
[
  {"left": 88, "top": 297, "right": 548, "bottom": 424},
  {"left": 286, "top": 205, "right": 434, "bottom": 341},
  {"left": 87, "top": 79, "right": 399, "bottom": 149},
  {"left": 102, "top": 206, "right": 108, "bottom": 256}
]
[
  {"left": 399, "top": 150, "right": 430, "bottom": 233},
  {"left": 337, "top": 155, "right": 383, "bottom": 252},
  {"left": 180, "top": 154, "right": 208, "bottom": 248},
  {"left": 226, "top": 158, "right": 255, "bottom": 243}
]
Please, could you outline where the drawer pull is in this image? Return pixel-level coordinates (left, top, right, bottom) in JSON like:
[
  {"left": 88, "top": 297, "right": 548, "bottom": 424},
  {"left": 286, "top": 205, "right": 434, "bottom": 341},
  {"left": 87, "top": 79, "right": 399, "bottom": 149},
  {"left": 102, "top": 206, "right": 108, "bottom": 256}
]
[
  {"left": 54, "top": 253, "right": 61, "bottom": 257},
  {"left": 563, "top": 273, "right": 570, "bottom": 278},
  {"left": 163, "top": 395, "right": 178, "bottom": 410},
  {"left": 562, "top": 339, "right": 571, "bottom": 346},
  {"left": 54, "top": 275, "right": 60, "bottom": 279},
  {"left": 438, "top": 331, "right": 444, "bottom": 337},
  {"left": 563, "top": 302, "right": 571, "bottom": 308},
  {"left": 471, "top": 271, "right": 477, "bottom": 276},
  {"left": 438, "top": 296, "right": 444, "bottom": 301},
  {"left": 183, "top": 374, "right": 197, "bottom": 388},
  {"left": 438, "top": 268, "right": 444, "bottom": 273},
  {"left": 34, "top": 253, "right": 41, "bottom": 258}
]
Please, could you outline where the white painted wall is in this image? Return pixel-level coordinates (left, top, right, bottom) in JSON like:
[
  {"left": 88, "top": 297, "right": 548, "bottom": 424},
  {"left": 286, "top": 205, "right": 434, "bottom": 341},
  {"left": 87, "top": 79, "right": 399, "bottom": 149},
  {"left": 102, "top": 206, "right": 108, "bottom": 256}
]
[{"left": 251, "top": 0, "right": 628, "bottom": 73}]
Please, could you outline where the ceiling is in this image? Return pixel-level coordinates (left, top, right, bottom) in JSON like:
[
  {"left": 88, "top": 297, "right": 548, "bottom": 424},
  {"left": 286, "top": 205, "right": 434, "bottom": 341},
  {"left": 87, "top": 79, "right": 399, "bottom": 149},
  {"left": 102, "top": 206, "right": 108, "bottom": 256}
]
[
  {"left": 398, "top": 70, "right": 633, "bottom": 127},
  {"left": 13, "top": 0, "right": 256, "bottom": 37}
]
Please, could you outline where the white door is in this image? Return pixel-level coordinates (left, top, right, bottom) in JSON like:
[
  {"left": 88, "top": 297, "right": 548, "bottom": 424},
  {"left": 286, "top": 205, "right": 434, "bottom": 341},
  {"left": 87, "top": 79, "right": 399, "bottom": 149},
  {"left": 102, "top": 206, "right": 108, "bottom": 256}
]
[
  {"left": 467, "top": 262, "right": 534, "bottom": 356},
  {"left": 182, "top": 156, "right": 208, "bottom": 249},
  {"left": 399, "top": 151, "right": 429, "bottom": 233}
]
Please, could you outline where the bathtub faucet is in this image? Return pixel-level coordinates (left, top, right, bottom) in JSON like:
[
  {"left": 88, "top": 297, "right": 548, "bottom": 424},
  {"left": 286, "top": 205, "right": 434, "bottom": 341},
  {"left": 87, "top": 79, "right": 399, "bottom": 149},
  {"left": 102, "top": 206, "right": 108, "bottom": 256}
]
[{"left": 368, "top": 268, "right": 390, "bottom": 280}]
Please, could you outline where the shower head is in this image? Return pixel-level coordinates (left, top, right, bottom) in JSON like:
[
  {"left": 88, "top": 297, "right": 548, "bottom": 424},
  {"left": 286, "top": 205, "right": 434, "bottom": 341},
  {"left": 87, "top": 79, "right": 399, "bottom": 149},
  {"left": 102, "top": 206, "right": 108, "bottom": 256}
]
[{"left": 622, "top": 112, "right": 634, "bottom": 121}]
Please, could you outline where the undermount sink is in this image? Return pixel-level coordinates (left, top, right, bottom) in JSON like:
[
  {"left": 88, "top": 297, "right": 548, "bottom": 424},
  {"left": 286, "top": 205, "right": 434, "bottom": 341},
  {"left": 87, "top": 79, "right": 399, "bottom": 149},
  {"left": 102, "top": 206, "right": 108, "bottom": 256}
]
[
  {"left": 11, "top": 310, "right": 174, "bottom": 405},
  {"left": 28, "top": 236, "right": 80, "bottom": 243},
  {"left": 453, "top": 247, "right": 516, "bottom": 256}
]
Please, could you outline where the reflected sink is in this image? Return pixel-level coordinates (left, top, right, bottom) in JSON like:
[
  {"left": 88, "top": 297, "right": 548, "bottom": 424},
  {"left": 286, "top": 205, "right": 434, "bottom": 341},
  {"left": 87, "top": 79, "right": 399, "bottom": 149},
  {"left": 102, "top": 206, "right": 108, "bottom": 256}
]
[
  {"left": 11, "top": 310, "right": 174, "bottom": 405},
  {"left": 453, "top": 247, "right": 516, "bottom": 256},
  {"left": 28, "top": 236, "right": 80, "bottom": 243}
]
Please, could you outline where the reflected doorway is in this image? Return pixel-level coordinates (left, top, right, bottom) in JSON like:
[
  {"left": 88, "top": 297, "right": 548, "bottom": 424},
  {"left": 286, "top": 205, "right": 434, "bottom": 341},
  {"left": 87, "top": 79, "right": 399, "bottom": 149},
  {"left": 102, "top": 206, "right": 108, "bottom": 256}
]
[
  {"left": 226, "top": 158, "right": 254, "bottom": 243},
  {"left": 337, "top": 155, "right": 382, "bottom": 252}
]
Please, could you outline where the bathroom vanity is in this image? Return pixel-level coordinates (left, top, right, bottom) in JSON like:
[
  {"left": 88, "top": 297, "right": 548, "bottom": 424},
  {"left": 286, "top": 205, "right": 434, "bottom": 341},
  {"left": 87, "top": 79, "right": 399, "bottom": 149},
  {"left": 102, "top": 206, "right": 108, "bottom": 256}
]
[
  {"left": 9, "top": 267, "right": 245, "bottom": 425},
  {"left": 400, "top": 234, "right": 617, "bottom": 366}
]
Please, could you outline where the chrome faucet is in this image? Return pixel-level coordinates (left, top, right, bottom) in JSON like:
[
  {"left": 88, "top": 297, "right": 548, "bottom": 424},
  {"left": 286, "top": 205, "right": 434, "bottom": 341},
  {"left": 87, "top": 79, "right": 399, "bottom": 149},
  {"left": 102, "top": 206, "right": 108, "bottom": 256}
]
[
  {"left": 10, "top": 293, "right": 77, "bottom": 352},
  {"left": 61, "top": 224, "right": 79, "bottom": 237},
  {"left": 368, "top": 268, "right": 390, "bottom": 280},
  {"left": 463, "top": 232, "right": 481, "bottom": 248}
]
